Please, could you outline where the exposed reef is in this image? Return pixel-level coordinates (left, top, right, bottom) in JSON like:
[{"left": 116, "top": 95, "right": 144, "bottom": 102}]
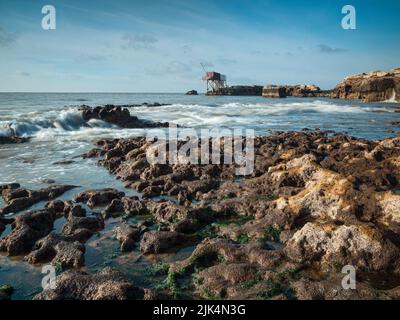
[{"left": 2, "top": 130, "right": 400, "bottom": 300}]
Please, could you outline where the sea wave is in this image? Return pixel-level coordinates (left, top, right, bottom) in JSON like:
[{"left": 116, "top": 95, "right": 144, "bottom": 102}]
[
  {"left": 0, "top": 99, "right": 395, "bottom": 141},
  {"left": 0, "top": 108, "right": 113, "bottom": 139}
]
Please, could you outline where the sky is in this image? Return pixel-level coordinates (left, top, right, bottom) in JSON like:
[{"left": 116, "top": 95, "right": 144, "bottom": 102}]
[{"left": 0, "top": 0, "right": 399, "bottom": 92}]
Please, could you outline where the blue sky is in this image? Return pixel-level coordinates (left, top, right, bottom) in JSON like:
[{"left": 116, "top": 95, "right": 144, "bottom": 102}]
[{"left": 0, "top": 0, "right": 399, "bottom": 92}]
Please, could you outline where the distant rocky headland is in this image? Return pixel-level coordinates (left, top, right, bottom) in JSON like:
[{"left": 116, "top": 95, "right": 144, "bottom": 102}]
[{"left": 206, "top": 67, "right": 400, "bottom": 103}]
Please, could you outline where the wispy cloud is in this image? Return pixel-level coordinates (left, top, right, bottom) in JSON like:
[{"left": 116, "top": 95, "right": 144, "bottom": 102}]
[
  {"left": 216, "top": 57, "right": 238, "bottom": 65},
  {"left": 75, "top": 54, "right": 109, "bottom": 63},
  {"left": 318, "top": 44, "right": 346, "bottom": 53},
  {"left": 0, "top": 26, "right": 17, "bottom": 46},
  {"left": 148, "top": 61, "right": 193, "bottom": 76},
  {"left": 182, "top": 45, "right": 192, "bottom": 54},
  {"left": 121, "top": 33, "right": 158, "bottom": 50}
]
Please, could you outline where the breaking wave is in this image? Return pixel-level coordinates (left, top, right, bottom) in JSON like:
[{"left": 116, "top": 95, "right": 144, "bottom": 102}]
[
  {"left": 0, "top": 99, "right": 396, "bottom": 142},
  {"left": 0, "top": 108, "right": 114, "bottom": 139}
]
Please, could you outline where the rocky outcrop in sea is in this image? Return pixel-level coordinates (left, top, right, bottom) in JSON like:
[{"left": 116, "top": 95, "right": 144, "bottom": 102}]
[{"left": 332, "top": 68, "right": 400, "bottom": 102}]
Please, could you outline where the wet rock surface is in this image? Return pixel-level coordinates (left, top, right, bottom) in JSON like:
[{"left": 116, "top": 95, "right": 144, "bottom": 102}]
[
  {"left": 25, "top": 233, "right": 85, "bottom": 269},
  {"left": 79, "top": 105, "right": 171, "bottom": 128},
  {"left": 140, "top": 230, "right": 196, "bottom": 254},
  {"left": 0, "top": 136, "right": 29, "bottom": 144},
  {"left": 0, "top": 285, "right": 14, "bottom": 300},
  {"left": 0, "top": 208, "right": 57, "bottom": 255},
  {"left": 3, "top": 130, "right": 400, "bottom": 300},
  {"left": 74, "top": 130, "right": 400, "bottom": 300},
  {"left": 61, "top": 215, "right": 104, "bottom": 241},
  {"left": 34, "top": 267, "right": 157, "bottom": 300},
  {"left": 0, "top": 185, "right": 77, "bottom": 216},
  {"left": 74, "top": 188, "right": 125, "bottom": 208},
  {"left": 113, "top": 222, "right": 144, "bottom": 252}
]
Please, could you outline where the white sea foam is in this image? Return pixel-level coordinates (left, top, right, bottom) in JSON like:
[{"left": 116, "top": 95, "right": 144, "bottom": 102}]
[
  {"left": 0, "top": 99, "right": 395, "bottom": 143},
  {"left": 383, "top": 90, "right": 398, "bottom": 103}
]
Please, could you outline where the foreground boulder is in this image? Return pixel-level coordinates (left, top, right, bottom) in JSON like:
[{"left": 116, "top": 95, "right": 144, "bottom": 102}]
[
  {"left": 0, "top": 185, "right": 77, "bottom": 215},
  {"left": 0, "top": 209, "right": 56, "bottom": 255},
  {"left": 285, "top": 222, "right": 400, "bottom": 271},
  {"left": 140, "top": 230, "right": 195, "bottom": 254},
  {"left": 113, "top": 222, "right": 144, "bottom": 252},
  {"left": 332, "top": 68, "right": 400, "bottom": 102},
  {"left": 25, "top": 233, "right": 85, "bottom": 269},
  {"left": 74, "top": 188, "right": 125, "bottom": 208},
  {"left": 62, "top": 215, "right": 104, "bottom": 242},
  {"left": 34, "top": 267, "right": 157, "bottom": 300}
]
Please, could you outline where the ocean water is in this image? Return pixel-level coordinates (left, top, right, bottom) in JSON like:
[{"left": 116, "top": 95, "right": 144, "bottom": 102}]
[
  {"left": 0, "top": 92, "right": 399, "bottom": 299},
  {"left": 0, "top": 92, "right": 399, "bottom": 190}
]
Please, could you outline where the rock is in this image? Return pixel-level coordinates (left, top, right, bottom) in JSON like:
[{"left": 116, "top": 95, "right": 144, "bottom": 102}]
[
  {"left": 82, "top": 148, "right": 104, "bottom": 159},
  {"left": 195, "top": 262, "right": 259, "bottom": 299},
  {"left": 332, "top": 68, "right": 400, "bottom": 102},
  {"left": 140, "top": 230, "right": 195, "bottom": 254},
  {"left": 207, "top": 86, "right": 263, "bottom": 96},
  {"left": 34, "top": 267, "right": 155, "bottom": 300},
  {"left": 104, "top": 197, "right": 148, "bottom": 217},
  {"left": 0, "top": 217, "right": 12, "bottom": 237},
  {"left": 0, "top": 183, "right": 20, "bottom": 191},
  {"left": 87, "top": 130, "right": 400, "bottom": 300},
  {"left": 262, "top": 86, "right": 287, "bottom": 98},
  {"left": 0, "top": 136, "right": 29, "bottom": 144},
  {"left": 62, "top": 215, "right": 104, "bottom": 241},
  {"left": 25, "top": 233, "right": 85, "bottom": 269},
  {"left": 45, "top": 200, "right": 86, "bottom": 218},
  {"left": 185, "top": 90, "right": 198, "bottom": 95},
  {"left": 262, "top": 85, "right": 326, "bottom": 98},
  {"left": 0, "top": 209, "right": 56, "bottom": 255},
  {"left": 78, "top": 105, "right": 170, "bottom": 128},
  {"left": 0, "top": 185, "right": 77, "bottom": 215},
  {"left": 285, "top": 84, "right": 324, "bottom": 97},
  {"left": 285, "top": 222, "right": 399, "bottom": 271},
  {"left": 74, "top": 189, "right": 125, "bottom": 208},
  {"left": 0, "top": 285, "right": 14, "bottom": 300},
  {"left": 147, "top": 200, "right": 189, "bottom": 224},
  {"left": 113, "top": 223, "right": 143, "bottom": 252}
]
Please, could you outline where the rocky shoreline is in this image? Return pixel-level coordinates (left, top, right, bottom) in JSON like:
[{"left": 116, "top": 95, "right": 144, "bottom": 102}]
[
  {"left": 1, "top": 130, "right": 400, "bottom": 300},
  {"left": 208, "top": 67, "right": 400, "bottom": 102}
]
